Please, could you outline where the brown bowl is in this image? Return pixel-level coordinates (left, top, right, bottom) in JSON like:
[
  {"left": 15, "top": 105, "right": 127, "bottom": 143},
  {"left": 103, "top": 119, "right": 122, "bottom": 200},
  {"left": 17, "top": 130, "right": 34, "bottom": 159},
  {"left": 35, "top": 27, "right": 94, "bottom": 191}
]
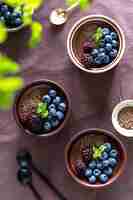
[
  {"left": 65, "top": 128, "right": 127, "bottom": 189},
  {"left": 67, "top": 15, "right": 125, "bottom": 74},
  {"left": 13, "top": 80, "right": 71, "bottom": 137}
]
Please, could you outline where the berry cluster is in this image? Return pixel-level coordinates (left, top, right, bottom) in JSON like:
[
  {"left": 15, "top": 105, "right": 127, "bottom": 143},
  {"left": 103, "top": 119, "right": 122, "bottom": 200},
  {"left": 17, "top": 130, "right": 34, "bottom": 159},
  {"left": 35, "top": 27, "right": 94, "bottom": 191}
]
[
  {"left": 28, "top": 89, "right": 67, "bottom": 134},
  {"left": 0, "top": 2, "right": 23, "bottom": 28},
  {"left": 75, "top": 142, "right": 119, "bottom": 184},
  {"left": 81, "top": 27, "right": 119, "bottom": 68}
]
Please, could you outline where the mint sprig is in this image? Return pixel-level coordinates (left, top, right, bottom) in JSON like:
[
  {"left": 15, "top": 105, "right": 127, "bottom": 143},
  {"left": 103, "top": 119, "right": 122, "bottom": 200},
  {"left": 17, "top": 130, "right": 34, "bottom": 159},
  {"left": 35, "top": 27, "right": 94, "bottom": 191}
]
[
  {"left": 92, "top": 27, "right": 103, "bottom": 47},
  {"left": 36, "top": 102, "right": 49, "bottom": 119},
  {"left": 92, "top": 144, "right": 106, "bottom": 160}
]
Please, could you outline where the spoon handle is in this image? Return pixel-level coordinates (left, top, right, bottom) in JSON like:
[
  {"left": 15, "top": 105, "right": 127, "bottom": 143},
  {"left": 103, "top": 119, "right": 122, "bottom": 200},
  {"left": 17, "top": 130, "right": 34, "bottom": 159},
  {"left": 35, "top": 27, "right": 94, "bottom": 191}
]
[
  {"left": 32, "top": 165, "right": 67, "bottom": 200},
  {"left": 66, "top": 1, "right": 79, "bottom": 13},
  {"left": 29, "top": 183, "right": 42, "bottom": 200}
]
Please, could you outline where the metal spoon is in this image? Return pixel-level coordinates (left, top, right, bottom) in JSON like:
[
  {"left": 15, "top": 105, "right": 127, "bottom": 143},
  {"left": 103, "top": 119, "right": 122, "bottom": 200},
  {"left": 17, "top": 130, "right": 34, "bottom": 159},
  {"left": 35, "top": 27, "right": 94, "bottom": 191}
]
[
  {"left": 17, "top": 150, "right": 67, "bottom": 200},
  {"left": 49, "top": 1, "right": 79, "bottom": 26},
  {"left": 17, "top": 168, "right": 42, "bottom": 200}
]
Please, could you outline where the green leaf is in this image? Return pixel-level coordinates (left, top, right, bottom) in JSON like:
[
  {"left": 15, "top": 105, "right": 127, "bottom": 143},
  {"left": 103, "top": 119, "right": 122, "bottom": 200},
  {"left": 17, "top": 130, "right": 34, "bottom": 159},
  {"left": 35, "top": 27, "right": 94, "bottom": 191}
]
[
  {"left": 0, "top": 23, "right": 7, "bottom": 44},
  {"left": 36, "top": 102, "right": 47, "bottom": 114},
  {"left": 0, "top": 55, "right": 20, "bottom": 74},
  {"left": 4, "top": 0, "right": 24, "bottom": 7},
  {"left": 66, "top": 0, "right": 91, "bottom": 10},
  {"left": 92, "top": 144, "right": 106, "bottom": 160},
  {"left": 23, "top": 0, "right": 43, "bottom": 10},
  {"left": 92, "top": 27, "right": 103, "bottom": 46},
  {"left": 0, "top": 77, "right": 23, "bottom": 93},
  {"left": 0, "top": 91, "right": 14, "bottom": 110},
  {"left": 28, "top": 21, "right": 43, "bottom": 48},
  {"left": 41, "top": 110, "right": 49, "bottom": 119}
]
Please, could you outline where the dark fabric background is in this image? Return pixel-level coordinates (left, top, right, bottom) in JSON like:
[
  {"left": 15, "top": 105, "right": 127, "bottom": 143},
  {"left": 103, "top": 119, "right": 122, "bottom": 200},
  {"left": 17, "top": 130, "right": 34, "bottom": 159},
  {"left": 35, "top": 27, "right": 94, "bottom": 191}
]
[{"left": 0, "top": 0, "right": 133, "bottom": 199}]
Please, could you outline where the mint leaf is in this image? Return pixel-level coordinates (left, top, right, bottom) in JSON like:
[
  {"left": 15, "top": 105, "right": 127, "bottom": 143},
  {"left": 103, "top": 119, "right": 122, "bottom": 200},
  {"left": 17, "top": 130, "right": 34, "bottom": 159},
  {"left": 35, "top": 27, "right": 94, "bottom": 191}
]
[
  {"left": 41, "top": 110, "right": 49, "bottom": 119},
  {"left": 92, "top": 27, "right": 103, "bottom": 47}
]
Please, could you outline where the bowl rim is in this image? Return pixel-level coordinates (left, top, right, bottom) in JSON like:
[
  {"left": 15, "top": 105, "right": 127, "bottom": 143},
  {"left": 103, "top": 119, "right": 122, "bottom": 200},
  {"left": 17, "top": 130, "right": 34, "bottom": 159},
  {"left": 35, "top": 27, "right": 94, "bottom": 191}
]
[
  {"left": 112, "top": 99, "right": 133, "bottom": 137},
  {"left": 13, "top": 79, "right": 71, "bottom": 138},
  {"left": 65, "top": 128, "right": 127, "bottom": 189},
  {"left": 67, "top": 14, "right": 126, "bottom": 74}
]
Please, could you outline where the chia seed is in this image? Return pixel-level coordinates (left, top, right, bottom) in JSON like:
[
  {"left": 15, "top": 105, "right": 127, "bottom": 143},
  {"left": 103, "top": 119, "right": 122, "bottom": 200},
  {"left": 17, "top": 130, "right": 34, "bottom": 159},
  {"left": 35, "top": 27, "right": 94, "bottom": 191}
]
[{"left": 118, "top": 107, "right": 133, "bottom": 129}]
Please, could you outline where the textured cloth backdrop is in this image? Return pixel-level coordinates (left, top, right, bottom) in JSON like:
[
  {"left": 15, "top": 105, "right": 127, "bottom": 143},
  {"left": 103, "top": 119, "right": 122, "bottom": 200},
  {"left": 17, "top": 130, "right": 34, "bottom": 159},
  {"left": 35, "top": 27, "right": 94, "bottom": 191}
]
[{"left": 0, "top": 0, "right": 132, "bottom": 199}]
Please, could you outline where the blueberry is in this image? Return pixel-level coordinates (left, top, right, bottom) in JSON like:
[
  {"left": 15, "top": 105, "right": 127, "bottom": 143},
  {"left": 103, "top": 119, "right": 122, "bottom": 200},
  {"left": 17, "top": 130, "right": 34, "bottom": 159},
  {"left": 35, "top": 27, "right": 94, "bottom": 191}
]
[
  {"left": 1, "top": 4, "right": 8, "bottom": 13},
  {"left": 94, "top": 57, "right": 101, "bottom": 65},
  {"left": 48, "top": 89, "right": 57, "bottom": 98},
  {"left": 15, "top": 18, "right": 22, "bottom": 26},
  {"left": 91, "top": 48, "right": 99, "bottom": 57},
  {"left": 88, "top": 161, "right": 96, "bottom": 169},
  {"left": 42, "top": 95, "right": 51, "bottom": 104},
  {"left": 109, "top": 149, "right": 118, "bottom": 158},
  {"left": 0, "top": 16, "right": 5, "bottom": 23},
  {"left": 111, "top": 32, "right": 117, "bottom": 40},
  {"left": 112, "top": 40, "right": 118, "bottom": 48},
  {"left": 104, "top": 143, "right": 112, "bottom": 152},
  {"left": 85, "top": 169, "right": 92, "bottom": 178},
  {"left": 56, "top": 111, "right": 64, "bottom": 121},
  {"left": 105, "top": 35, "right": 112, "bottom": 43},
  {"left": 49, "top": 108, "right": 57, "bottom": 117},
  {"left": 105, "top": 43, "right": 112, "bottom": 52},
  {"left": 47, "top": 114, "right": 52, "bottom": 121},
  {"left": 102, "top": 55, "right": 110, "bottom": 64},
  {"left": 99, "top": 174, "right": 109, "bottom": 183},
  {"left": 48, "top": 104, "right": 56, "bottom": 110},
  {"left": 53, "top": 96, "right": 61, "bottom": 106},
  {"left": 20, "top": 160, "right": 29, "bottom": 169},
  {"left": 58, "top": 102, "right": 66, "bottom": 112},
  {"left": 109, "top": 49, "right": 118, "bottom": 59},
  {"left": 88, "top": 175, "right": 96, "bottom": 184},
  {"left": 108, "top": 158, "right": 117, "bottom": 167},
  {"left": 4, "top": 11, "right": 11, "bottom": 20},
  {"left": 100, "top": 152, "right": 108, "bottom": 161},
  {"left": 17, "top": 168, "right": 32, "bottom": 185},
  {"left": 103, "top": 167, "right": 113, "bottom": 176},
  {"left": 99, "top": 48, "right": 105, "bottom": 53},
  {"left": 43, "top": 121, "right": 52, "bottom": 132},
  {"left": 93, "top": 169, "right": 101, "bottom": 177},
  {"left": 102, "top": 28, "right": 110, "bottom": 36},
  {"left": 102, "top": 160, "right": 110, "bottom": 168},
  {"left": 98, "top": 52, "right": 106, "bottom": 62},
  {"left": 12, "top": 11, "right": 22, "bottom": 19},
  {"left": 51, "top": 119, "right": 60, "bottom": 128},
  {"left": 100, "top": 39, "right": 105, "bottom": 48},
  {"left": 96, "top": 161, "right": 103, "bottom": 169}
]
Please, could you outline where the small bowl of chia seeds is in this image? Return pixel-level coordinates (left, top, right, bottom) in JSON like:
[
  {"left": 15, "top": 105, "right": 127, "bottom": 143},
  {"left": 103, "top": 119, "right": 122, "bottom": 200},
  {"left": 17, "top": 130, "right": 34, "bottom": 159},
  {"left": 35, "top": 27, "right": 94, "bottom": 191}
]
[{"left": 112, "top": 100, "right": 133, "bottom": 137}]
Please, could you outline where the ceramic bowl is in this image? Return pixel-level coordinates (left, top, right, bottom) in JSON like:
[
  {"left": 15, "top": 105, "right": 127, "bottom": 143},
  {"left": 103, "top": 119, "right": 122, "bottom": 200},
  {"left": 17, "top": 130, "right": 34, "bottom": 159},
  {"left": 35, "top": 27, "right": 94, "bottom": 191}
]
[
  {"left": 67, "top": 15, "right": 125, "bottom": 74},
  {"left": 65, "top": 128, "right": 127, "bottom": 189},
  {"left": 112, "top": 100, "right": 133, "bottom": 137},
  {"left": 13, "top": 80, "right": 71, "bottom": 137}
]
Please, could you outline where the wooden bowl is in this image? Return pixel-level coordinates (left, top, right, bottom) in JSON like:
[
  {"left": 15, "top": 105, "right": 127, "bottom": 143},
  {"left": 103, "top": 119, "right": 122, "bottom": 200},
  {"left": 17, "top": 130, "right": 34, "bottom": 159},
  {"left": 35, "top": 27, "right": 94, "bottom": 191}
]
[
  {"left": 13, "top": 80, "right": 71, "bottom": 137},
  {"left": 67, "top": 15, "right": 125, "bottom": 74},
  {"left": 65, "top": 129, "right": 127, "bottom": 189}
]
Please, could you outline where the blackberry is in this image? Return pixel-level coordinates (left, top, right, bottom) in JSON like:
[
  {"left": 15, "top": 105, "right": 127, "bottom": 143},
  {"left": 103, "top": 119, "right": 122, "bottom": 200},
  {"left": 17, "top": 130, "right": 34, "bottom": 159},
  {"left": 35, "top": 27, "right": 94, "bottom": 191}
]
[
  {"left": 81, "top": 54, "right": 93, "bottom": 67},
  {"left": 81, "top": 144, "right": 92, "bottom": 164},
  {"left": 75, "top": 159, "right": 86, "bottom": 177},
  {"left": 82, "top": 41, "right": 93, "bottom": 54},
  {"left": 28, "top": 115, "right": 43, "bottom": 134}
]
